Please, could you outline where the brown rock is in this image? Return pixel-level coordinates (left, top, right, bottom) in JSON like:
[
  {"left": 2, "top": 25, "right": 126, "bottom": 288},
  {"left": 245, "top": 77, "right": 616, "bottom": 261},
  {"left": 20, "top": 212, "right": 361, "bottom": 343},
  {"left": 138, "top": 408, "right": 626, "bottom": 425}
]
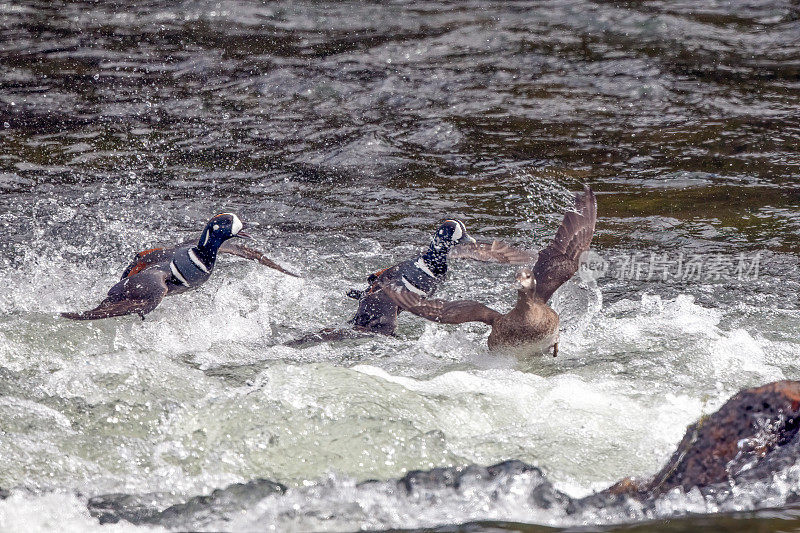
[
  {"left": 605, "top": 477, "right": 644, "bottom": 496},
  {"left": 640, "top": 380, "right": 800, "bottom": 496}
]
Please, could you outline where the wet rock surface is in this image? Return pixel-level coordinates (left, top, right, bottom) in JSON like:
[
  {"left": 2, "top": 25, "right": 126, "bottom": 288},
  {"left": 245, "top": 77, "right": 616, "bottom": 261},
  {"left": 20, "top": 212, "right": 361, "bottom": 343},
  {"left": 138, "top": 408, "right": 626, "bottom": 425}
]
[
  {"left": 578, "top": 381, "right": 800, "bottom": 514},
  {"left": 393, "top": 460, "right": 543, "bottom": 494},
  {"left": 87, "top": 493, "right": 164, "bottom": 526},
  {"left": 88, "top": 479, "right": 286, "bottom": 527},
  {"left": 633, "top": 380, "right": 800, "bottom": 496},
  {"left": 86, "top": 381, "right": 800, "bottom": 529}
]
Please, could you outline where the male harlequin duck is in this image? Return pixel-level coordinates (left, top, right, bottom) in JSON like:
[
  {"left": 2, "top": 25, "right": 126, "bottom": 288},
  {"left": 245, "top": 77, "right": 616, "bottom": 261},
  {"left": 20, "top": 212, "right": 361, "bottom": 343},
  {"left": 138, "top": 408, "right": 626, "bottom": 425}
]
[
  {"left": 379, "top": 186, "right": 597, "bottom": 357},
  {"left": 347, "top": 219, "right": 477, "bottom": 335},
  {"left": 285, "top": 220, "right": 479, "bottom": 346},
  {"left": 61, "top": 213, "right": 298, "bottom": 320}
]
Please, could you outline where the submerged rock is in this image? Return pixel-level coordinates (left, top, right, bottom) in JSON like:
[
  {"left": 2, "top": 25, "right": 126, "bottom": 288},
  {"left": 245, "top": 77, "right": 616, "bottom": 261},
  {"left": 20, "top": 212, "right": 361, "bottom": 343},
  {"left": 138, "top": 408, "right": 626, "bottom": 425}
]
[
  {"left": 394, "top": 460, "right": 543, "bottom": 494},
  {"left": 156, "top": 478, "right": 286, "bottom": 528},
  {"left": 391, "top": 459, "right": 574, "bottom": 511},
  {"left": 87, "top": 493, "right": 164, "bottom": 525},
  {"left": 0, "top": 488, "right": 9, "bottom": 500},
  {"left": 88, "top": 479, "right": 286, "bottom": 527}
]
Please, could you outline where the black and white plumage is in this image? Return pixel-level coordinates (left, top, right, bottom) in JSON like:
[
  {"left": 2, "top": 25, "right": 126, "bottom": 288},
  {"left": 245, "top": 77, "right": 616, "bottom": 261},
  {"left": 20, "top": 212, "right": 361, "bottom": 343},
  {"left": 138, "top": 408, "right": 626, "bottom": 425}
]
[
  {"left": 379, "top": 186, "right": 598, "bottom": 356},
  {"left": 346, "top": 219, "right": 476, "bottom": 336},
  {"left": 61, "top": 213, "right": 298, "bottom": 321},
  {"left": 119, "top": 240, "right": 299, "bottom": 281}
]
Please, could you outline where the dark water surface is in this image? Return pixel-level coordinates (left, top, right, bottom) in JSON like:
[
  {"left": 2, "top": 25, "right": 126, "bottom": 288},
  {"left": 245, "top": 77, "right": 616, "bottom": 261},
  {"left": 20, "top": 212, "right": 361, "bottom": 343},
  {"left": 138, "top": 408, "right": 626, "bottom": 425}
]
[{"left": 1, "top": 1, "right": 800, "bottom": 531}]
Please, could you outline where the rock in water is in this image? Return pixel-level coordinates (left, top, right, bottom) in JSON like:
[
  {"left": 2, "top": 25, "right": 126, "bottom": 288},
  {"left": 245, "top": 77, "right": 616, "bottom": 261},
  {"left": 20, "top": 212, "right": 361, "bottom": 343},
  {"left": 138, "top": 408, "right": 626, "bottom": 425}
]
[
  {"left": 87, "top": 493, "right": 164, "bottom": 525},
  {"left": 88, "top": 479, "right": 286, "bottom": 527},
  {"left": 157, "top": 478, "right": 287, "bottom": 529},
  {"left": 599, "top": 380, "right": 800, "bottom": 500}
]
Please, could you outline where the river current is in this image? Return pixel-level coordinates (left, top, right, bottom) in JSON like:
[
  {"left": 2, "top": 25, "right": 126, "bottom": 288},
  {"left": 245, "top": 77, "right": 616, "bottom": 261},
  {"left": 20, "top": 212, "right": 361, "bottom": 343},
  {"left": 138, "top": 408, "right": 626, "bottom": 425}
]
[{"left": 1, "top": 1, "right": 799, "bottom": 531}]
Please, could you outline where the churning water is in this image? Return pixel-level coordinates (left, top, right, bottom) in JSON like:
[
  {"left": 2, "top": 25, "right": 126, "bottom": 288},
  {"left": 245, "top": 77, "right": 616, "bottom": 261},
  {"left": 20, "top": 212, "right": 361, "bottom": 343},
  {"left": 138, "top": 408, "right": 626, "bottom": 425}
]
[{"left": 1, "top": 0, "right": 799, "bottom": 531}]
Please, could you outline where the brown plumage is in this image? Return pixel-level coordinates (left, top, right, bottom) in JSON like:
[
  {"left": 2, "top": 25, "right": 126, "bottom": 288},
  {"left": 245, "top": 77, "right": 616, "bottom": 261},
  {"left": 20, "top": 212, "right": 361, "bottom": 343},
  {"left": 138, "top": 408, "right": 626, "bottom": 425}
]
[
  {"left": 61, "top": 269, "right": 171, "bottom": 320},
  {"left": 450, "top": 240, "right": 536, "bottom": 265},
  {"left": 379, "top": 186, "right": 597, "bottom": 357}
]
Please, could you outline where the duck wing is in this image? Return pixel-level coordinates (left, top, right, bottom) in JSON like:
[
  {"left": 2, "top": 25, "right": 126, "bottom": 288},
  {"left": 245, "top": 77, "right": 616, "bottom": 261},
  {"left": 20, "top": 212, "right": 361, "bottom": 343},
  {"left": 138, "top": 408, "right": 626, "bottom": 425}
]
[
  {"left": 451, "top": 240, "right": 536, "bottom": 265},
  {"left": 218, "top": 241, "right": 300, "bottom": 277},
  {"left": 377, "top": 277, "right": 501, "bottom": 325},
  {"left": 533, "top": 185, "right": 597, "bottom": 302},
  {"left": 62, "top": 269, "right": 170, "bottom": 320},
  {"left": 120, "top": 247, "right": 174, "bottom": 279}
]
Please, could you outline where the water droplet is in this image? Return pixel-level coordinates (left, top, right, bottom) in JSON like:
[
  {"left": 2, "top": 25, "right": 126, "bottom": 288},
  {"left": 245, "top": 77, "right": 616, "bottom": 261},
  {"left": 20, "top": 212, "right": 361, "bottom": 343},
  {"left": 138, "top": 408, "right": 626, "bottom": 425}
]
[
  {"left": 3, "top": 122, "right": 9, "bottom": 128},
  {"left": 93, "top": 73, "right": 99, "bottom": 80}
]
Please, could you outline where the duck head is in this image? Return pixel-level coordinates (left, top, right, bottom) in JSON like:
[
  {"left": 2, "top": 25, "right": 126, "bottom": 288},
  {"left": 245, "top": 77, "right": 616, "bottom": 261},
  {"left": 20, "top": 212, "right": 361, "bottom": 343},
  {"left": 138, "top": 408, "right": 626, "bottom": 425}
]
[
  {"left": 430, "top": 219, "right": 476, "bottom": 251},
  {"left": 516, "top": 267, "right": 536, "bottom": 293},
  {"left": 197, "top": 213, "right": 251, "bottom": 249}
]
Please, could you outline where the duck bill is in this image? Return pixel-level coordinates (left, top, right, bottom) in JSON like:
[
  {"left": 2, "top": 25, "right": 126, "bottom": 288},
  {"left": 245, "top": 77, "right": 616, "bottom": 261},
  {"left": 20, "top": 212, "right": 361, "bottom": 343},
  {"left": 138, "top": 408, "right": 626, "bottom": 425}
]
[
  {"left": 463, "top": 233, "right": 477, "bottom": 244},
  {"left": 515, "top": 269, "right": 534, "bottom": 290},
  {"left": 235, "top": 229, "right": 253, "bottom": 240}
]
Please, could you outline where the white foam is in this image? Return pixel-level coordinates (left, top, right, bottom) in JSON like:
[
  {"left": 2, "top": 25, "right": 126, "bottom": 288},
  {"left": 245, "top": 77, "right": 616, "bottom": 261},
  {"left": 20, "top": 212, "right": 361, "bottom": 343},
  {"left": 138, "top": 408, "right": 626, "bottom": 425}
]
[
  {"left": 0, "top": 492, "right": 164, "bottom": 533},
  {"left": 353, "top": 364, "right": 703, "bottom": 495},
  {"left": 2, "top": 221, "right": 800, "bottom": 529}
]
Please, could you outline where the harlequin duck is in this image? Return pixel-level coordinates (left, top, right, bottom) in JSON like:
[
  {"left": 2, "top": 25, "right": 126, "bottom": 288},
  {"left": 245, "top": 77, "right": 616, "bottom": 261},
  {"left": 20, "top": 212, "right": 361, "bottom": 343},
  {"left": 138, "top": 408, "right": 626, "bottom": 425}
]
[
  {"left": 378, "top": 186, "right": 597, "bottom": 357},
  {"left": 284, "top": 220, "right": 477, "bottom": 346},
  {"left": 347, "top": 219, "right": 478, "bottom": 336},
  {"left": 61, "top": 213, "right": 297, "bottom": 320}
]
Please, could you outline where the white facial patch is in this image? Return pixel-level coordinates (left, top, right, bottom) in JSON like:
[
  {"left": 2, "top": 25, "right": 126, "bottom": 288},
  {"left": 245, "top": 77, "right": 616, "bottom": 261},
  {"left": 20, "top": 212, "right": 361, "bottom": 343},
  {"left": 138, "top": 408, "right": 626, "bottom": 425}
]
[
  {"left": 213, "top": 224, "right": 220, "bottom": 231},
  {"left": 202, "top": 230, "right": 210, "bottom": 246},
  {"left": 459, "top": 221, "right": 475, "bottom": 244},
  {"left": 449, "top": 220, "right": 462, "bottom": 241},
  {"left": 517, "top": 271, "right": 534, "bottom": 289},
  {"left": 231, "top": 214, "right": 243, "bottom": 235},
  {"left": 516, "top": 268, "right": 533, "bottom": 286}
]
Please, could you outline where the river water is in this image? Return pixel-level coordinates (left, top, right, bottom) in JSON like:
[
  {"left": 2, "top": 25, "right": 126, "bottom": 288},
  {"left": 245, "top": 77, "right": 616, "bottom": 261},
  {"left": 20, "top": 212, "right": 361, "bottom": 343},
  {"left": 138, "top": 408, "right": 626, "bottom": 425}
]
[{"left": 1, "top": 0, "right": 799, "bottom": 531}]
